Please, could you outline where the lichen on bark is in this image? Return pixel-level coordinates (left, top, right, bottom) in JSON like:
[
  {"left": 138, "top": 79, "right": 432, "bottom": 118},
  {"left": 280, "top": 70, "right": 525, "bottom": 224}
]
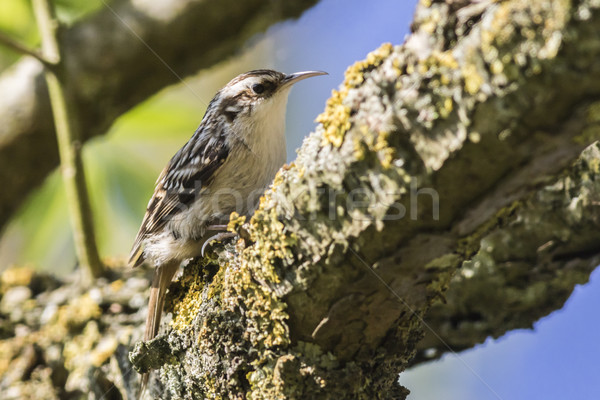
[{"left": 129, "top": 0, "right": 600, "bottom": 398}]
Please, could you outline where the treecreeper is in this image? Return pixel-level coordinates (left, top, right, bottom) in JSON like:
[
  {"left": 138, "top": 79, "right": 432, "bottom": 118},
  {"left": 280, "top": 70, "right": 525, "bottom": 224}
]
[{"left": 128, "top": 69, "right": 327, "bottom": 397}]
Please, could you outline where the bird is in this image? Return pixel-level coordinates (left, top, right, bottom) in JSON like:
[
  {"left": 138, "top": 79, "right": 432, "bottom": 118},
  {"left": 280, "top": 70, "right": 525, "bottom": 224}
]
[{"left": 128, "top": 69, "right": 327, "bottom": 396}]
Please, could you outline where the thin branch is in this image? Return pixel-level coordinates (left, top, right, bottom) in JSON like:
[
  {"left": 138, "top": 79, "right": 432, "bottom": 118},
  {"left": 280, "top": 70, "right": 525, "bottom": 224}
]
[
  {"left": 0, "top": 30, "right": 55, "bottom": 66},
  {"left": 32, "top": 0, "right": 105, "bottom": 281}
]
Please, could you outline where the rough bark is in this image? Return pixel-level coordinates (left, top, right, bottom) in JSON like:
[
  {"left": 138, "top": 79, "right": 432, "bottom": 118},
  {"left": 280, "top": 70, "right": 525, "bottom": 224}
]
[
  {"left": 130, "top": 0, "right": 600, "bottom": 397},
  {"left": 2, "top": 0, "right": 600, "bottom": 399},
  {"left": 0, "top": 0, "right": 318, "bottom": 231}
]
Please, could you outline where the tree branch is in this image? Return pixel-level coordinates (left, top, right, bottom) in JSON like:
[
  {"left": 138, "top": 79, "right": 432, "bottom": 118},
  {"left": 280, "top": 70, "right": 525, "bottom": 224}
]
[
  {"left": 32, "top": 0, "right": 104, "bottom": 280},
  {"left": 0, "top": 30, "right": 54, "bottom": 66}
]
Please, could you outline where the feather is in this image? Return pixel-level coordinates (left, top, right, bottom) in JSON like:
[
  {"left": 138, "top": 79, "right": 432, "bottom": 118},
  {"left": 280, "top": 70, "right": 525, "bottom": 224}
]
[
  {"left": 128, "top": 111, "right": 230, "bottom": 267},
  {"left": 138, "top": 260, "right": 179, "bottom": 397}
]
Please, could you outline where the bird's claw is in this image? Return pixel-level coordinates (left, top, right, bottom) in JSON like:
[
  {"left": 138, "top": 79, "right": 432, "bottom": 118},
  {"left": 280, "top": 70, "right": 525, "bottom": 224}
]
[{"left": 201, "top": 232, "right": 236, "bottom": 256}]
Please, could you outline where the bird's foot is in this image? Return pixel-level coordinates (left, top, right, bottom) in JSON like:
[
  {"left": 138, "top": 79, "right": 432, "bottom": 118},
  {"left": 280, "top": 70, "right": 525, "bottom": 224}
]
[{"left": 201, "top": 231, "right": 236, "bottom": 256}]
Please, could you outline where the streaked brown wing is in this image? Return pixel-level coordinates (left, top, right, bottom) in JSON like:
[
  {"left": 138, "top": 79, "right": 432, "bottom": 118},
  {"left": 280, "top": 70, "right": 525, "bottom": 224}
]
[{"left": 128, "top": 123, "right": 229, "bottom": 267}]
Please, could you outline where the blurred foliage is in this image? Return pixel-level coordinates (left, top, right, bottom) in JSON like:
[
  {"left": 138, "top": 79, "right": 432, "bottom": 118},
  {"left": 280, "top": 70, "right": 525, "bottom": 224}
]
[
  {"left": 0, "top": 0, "right": 104, "bottom": 69},
  {"left": 0, "top": 0, "right": 216, "bottom": 273},
  {"left": 2, "top": 86, "right": 206, "bottom": 273},
  {"left": 1, "top": 85, "right": 206, "bottom": 273},
  {"left": 0, "top": 0, "right": 274, "bottom": 272},
  {"left": 0, "top": 0, "right": 37, "bottom": 68}
]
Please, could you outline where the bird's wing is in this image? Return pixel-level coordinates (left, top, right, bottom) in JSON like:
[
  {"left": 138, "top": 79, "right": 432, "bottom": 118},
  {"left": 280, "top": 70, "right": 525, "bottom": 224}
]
[{"left": 128, "top": 126, "right": 230, "bottom": 267}]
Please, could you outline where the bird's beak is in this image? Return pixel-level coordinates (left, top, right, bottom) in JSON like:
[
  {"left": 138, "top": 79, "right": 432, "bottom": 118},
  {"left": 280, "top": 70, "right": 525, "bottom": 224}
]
[{"left": 281, "top": 71, "right": 328, "bottom": 89}]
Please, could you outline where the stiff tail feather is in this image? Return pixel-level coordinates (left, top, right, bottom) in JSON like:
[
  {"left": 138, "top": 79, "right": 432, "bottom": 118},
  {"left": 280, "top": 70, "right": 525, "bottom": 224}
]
[{"left": 139, "top": 261, "right": 179, "bottom": 398}]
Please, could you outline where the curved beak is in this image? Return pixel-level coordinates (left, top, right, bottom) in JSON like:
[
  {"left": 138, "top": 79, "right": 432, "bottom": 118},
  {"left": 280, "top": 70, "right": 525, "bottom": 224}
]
[{"left": 281, "top": 70, "right": 328, "bottom": 89}]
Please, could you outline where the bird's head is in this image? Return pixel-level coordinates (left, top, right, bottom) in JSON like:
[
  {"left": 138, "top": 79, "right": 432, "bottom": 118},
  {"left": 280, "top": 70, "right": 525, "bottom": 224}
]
[{"left": 216, "top": 69, "right": 327, "bottom": 125}]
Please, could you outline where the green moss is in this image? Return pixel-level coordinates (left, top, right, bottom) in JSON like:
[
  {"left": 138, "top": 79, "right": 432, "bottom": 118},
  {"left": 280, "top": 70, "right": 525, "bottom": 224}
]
[
  {"left": 457, "top": 201, "right": 522, "bottom": 259},
  {"left": 425, "top": 253, "right": 461, "bottom": 295},
  {"left": 587, "top": 101, "right": 600, "bottom": 123}
]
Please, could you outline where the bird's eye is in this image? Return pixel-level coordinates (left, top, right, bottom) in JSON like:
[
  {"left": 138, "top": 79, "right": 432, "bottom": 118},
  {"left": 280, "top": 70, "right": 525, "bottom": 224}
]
[{"left": 252, "top": 83, "right": 265, "bottom": 94}]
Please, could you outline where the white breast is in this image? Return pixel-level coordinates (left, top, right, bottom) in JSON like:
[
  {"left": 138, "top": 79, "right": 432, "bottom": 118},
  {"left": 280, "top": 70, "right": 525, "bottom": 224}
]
[{"left": 166, "top": 87, "right": 290, "bottom": 242}]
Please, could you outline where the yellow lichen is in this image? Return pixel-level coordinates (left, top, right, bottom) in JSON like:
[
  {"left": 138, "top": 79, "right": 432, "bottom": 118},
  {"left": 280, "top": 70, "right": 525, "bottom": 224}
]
[
  {"left": 109, "top": 279, "right": 123, "bottom": 292},
  {"left": 271, "top": 173, "right": 284, "bottom": 189},
  {"left": 90, "top": 336, "right": 118, "bottom": 367},
  {"left": 297, "top": 165, "right": 306, "bottom": 179},
  {"left": 170, "top": 261, "right": 211, "bottom": 331},
  {"left": 206, "top": 265, "right": 225, "bottom": 301},
  {"left": 63, "top": 321, "right": 101, "bottom": 373},
  {"left": 482, "top": 0, "right": 570, "bottom": 68},
  {"left": 462, "top": 63, "right": 483, "bottom": 95},
  {"left": 375, "top": 131, "right": 395, "bottom": 169},
  {"left": 412, "top": 51, "right": 459, "bottom": 102},
  {"left": 222, "top": 260, "right": 289, "bottom": 348},
  {"left": 218, "top": 205, "right": 297, "bottom": 353},
  {"left": 227, "top": 212, "right": 247, "bottom": 232},
  {"left": 57, "top": 294, "right": 101, "bottom": 331},
  {"left": 1, "top": 266, "right": 34, "bottom": 289},
  {"left": 392, "top": 56, "right": 403, "bottom": 78},
  {"left": 317, "top": 43, "right": 394, "bottom": 147},
  {"left": 352, "top": 124, "right": 400, "bottom": 175},
  {"left": 588, "top": 157, "right": 600, "bottom": 174},
  {"left": 438, "top": 97, "right": 454, "bottom": 119},
  {"left": 317, "top": 90, "right": 351, "bottom": 147},
  {"left": 469, "top": 132, "right": 481, "bottom": 143},
  {"left": 353, "top": 126, "right": 370, "bottom": 161},
  {"left": 431, "top": 50, "right": 459, "bottom": 70},
  {"left": 420, "top": 7, "right": 441, "bottom": 34},
  {"left": 490, "top": 59, "right": 504, "bottom": 75}
]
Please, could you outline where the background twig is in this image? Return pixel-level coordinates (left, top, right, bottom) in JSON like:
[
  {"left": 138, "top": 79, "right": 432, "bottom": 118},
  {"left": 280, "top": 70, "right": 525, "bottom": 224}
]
[
  {"left": 0, "top": 30, "right": 54, "bottom": 66},
  {"left": 32, "top": 0, "right": 104, "bottom": 280}
]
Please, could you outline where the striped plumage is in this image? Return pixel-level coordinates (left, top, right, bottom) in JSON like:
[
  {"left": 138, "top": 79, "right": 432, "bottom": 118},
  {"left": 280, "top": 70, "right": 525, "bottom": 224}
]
[{"left": 129, "top": 69, "right": 326, "bottom": 397}]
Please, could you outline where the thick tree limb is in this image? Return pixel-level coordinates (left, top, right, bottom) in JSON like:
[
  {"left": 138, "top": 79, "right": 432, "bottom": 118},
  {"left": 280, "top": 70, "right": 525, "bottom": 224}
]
[
  {"left": 414, "top": 139, "right": 600, "bottom": 364},
  {"left": 0, "top": 0, "right": 318, "bottom": 231},
  {"left": 126, "top": 0, "right": 600, "bottom": 398}
]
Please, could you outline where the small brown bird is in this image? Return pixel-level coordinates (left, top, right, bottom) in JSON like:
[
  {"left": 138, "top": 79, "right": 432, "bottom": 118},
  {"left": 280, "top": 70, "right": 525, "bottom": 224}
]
[{"left": 129, "top": 69, "right": 326, "bottom": 395}]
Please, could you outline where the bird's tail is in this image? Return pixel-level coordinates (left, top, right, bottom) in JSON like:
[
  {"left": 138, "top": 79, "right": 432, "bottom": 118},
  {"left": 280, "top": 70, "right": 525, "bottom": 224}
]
[{"left": 139, "top": 261, "right": 179, "bottom": 398}]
